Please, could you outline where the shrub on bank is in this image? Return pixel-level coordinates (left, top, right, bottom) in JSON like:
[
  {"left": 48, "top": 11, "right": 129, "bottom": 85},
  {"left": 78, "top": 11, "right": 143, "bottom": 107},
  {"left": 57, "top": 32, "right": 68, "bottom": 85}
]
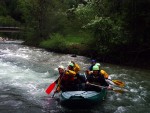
[
  {"left": 39, "top": 34, "right": 67, "bottom": 52},
  {"left": 39, "top": 33, "right": 92, "bottom": 55}
]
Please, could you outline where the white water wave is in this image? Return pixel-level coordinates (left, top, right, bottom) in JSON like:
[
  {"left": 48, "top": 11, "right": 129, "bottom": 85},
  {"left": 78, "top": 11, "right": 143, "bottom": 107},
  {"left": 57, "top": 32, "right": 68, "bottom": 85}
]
[{"left": 0, "top": 60, "right": 56, "bottom": 100}]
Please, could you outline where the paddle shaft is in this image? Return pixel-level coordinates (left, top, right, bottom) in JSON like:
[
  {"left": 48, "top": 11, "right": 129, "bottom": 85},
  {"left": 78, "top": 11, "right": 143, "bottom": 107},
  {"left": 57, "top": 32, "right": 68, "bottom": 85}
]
[
  {"left": 84, "top": 72, "right": 125, "bottom": 87},
  {"left": 87, "top": 82, "right": 127, "bottom": 93},
  {"left": 52, "top": 73, "right": 65, "bottom": 97}
]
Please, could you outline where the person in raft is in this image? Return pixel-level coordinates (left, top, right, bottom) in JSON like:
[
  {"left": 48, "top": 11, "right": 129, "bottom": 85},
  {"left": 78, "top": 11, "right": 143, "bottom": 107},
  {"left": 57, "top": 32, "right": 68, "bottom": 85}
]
[
  {"left": 85, "top": 65, "right": 112, "bottom": 92},
  {"left": 88, "top": 59, "right": 97, "bottom": 71},
  {"left": 86, "top": 60, "right": 110, "bottom": 79},
  {"left": 54, "top": 61, "right": 82, "bottom": 93}
]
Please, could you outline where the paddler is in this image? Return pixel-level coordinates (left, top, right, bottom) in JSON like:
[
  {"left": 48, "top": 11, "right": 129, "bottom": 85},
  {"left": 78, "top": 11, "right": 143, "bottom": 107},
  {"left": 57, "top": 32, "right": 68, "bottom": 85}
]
[{"left": 85, "top": 65, "right": 112, "bottom": 91}]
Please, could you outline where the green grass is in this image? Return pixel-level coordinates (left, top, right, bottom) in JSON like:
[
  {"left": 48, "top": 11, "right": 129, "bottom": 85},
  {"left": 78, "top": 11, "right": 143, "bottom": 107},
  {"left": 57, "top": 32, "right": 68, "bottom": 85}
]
[
  {"left": 65, "top": 35, "right": 87, "bottom": 44},
  {"left": 39, "top": 34, "right": 67, "bottom": 51},
  {"left": 39, "top": 33, "right": 93, "bottom": 54}
]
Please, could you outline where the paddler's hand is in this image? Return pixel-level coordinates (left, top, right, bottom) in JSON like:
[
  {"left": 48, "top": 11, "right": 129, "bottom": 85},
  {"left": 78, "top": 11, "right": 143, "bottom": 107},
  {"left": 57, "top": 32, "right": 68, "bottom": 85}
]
[
  {"left": 54, "top": 90, "right": 58, "bottom": 93},
  {"left": 65, "top": 69, "right": 70, "bottom": 73},
  {"left": 85, "top": 70, "right": 89, "bottom": 75},
  {"left": 86, "top": 81, "right": 90, "bottom": 85},
  {"left": 71, "top": 61, "right": 75, "bottom": 64},
  {"left": 107, "top": 86, "right": 113, "bottom": 90}
]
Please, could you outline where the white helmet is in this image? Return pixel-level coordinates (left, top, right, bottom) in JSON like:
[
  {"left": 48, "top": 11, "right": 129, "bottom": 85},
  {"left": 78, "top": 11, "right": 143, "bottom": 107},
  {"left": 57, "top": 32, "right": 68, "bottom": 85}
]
[
  {"left": 58, "top": 65, "right": 65, "bottom": 70},
  {"left": 95, "top": 63, "right": 101, "bottom": 66}
]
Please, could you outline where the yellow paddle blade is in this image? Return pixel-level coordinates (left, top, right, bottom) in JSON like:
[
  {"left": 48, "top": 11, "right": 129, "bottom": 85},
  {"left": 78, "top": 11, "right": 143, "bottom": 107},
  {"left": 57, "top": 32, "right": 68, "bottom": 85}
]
[
  {"left": 112, "top": 88, "right": 129, "bottom": 94},
  {"left": 112, "top": 80, "right": 125, "bottom": 87},
  {"left": 112, "top": 89, "right": 125, "bottom": 94}
]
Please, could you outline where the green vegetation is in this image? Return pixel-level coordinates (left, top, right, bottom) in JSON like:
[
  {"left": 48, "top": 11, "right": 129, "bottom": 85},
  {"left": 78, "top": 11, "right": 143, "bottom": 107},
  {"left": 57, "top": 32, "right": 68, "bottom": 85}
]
[
  {"left": 40, "top": 33, "right": 92, "bottom": 55},
  {"left": 0, "top": 0, "right": 150, "bottom": 68}
]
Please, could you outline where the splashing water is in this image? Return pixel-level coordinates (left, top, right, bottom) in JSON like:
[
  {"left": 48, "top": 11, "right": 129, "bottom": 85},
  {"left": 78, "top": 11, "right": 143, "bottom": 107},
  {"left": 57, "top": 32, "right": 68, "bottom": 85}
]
[{"left": 0, "top": 42, "right": 150, "bottom": 113}]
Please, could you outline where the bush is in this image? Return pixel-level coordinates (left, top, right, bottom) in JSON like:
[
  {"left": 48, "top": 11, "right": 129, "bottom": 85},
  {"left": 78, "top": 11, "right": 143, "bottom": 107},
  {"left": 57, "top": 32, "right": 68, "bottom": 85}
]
[
  {"left": 39, "top": 34, "right": 67, "bottom": 52},
  {"left": 0, "top": 16, "right": 20, "bottom": 26},
  {"left": 39, "top": 33, "right": 92, "bottom": 55}
]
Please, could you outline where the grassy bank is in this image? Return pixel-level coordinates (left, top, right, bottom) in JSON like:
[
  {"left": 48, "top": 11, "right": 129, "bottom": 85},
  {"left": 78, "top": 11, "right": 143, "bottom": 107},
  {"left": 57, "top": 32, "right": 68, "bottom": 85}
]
[
  {"left": 39, "top": 33, "right": 150, "bottom": 70},
  {"left": 39, "top": 33, "right": 93, "bottom": 56}
]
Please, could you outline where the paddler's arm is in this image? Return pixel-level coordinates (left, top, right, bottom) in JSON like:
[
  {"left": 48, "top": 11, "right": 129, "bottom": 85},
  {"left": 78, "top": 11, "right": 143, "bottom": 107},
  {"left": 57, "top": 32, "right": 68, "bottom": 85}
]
[
  {"left": 85, "top": 70, "right": 93, "bottom": 75},
  {"left": 100, "top": 70, "right": 109, "bottom": 79},
  {"left": 71, "top": 61, "right": 80, "bottom": 73},
  {"left": 65, "top": 70, "right": 76, "bottom": 76},
  {"left": 53, "top": 81, "right": 61, "bottom": 96}
]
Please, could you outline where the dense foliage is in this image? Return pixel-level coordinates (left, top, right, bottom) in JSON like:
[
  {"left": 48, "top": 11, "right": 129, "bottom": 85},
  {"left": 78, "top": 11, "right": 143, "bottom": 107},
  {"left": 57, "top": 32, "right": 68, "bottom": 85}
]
[{"left": 0, "top": 0, "right": 150, "bottom": 67}]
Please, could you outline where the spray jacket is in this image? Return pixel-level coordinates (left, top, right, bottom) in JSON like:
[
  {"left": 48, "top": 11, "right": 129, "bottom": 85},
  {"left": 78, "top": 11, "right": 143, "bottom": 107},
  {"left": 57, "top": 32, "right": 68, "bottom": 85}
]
[
  {"left": 55, "top": 62, "right": 80, "bottom": 92},
  {"left": 86, "top": 69, "right": 109, "bottom": 79},
  {"left": 86, "top": 73, "right": 109, "bottom": 86},
  {"left": 73, "top": 63, "right": 80, "bottom": 74},
  {"left": 100, "top": 70, "right": 109, "bottom": 79},
  {"left": 55, "top": 69, "right": 78, "bottom": 92}
]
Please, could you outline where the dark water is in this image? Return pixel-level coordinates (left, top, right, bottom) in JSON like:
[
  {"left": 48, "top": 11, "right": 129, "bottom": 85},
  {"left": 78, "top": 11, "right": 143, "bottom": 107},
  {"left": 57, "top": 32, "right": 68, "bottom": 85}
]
[{"left": 0, "top": 41, "right": 150, "bottom": 113}]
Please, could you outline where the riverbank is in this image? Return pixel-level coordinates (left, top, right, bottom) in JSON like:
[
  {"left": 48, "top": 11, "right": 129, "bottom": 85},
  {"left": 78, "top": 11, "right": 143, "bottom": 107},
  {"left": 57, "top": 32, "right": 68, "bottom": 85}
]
[
  {"left": 1, "top": 36, "right": 149, "bottom": 69},
  {"left": 37, "top": 37, "right": 150, "bottom": 70},
  {"left": 38, "top": 34, "right": 92, "bottom": 57}
]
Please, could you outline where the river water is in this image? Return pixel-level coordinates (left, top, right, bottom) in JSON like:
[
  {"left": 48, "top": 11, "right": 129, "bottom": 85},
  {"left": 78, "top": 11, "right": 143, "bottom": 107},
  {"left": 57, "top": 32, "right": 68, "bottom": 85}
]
[{"left": 0, "top": 41, "right": 150, "bottom": 113}]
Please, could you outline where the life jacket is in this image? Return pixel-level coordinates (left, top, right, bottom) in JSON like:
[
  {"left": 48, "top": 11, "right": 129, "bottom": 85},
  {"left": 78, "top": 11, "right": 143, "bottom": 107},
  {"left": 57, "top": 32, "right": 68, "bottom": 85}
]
[
  {"left": 86, "top": 70, "right": 109, "bottom": 79},
  {"left": 66, "top": 63, "right": 80, "bottom": 81},
  {"left": 55, "top": 73, "right": 64, "bottom": 92},
  {"left": 73, "top": 63, "right": 80, "bottom": 74},
  {"left": 87, "top": 73, "right": 109, "bottom": 86},
  {"left": 56, "top": 71, "right": 75, "bottom": 92},
  {"left": 65, "top": 70, "right": 76, "bottom": 81}
]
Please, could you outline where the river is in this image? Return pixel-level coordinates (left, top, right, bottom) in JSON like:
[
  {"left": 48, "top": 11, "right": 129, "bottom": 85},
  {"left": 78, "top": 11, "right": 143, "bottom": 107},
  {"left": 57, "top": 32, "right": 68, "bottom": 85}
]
[{"left": 0, "top": 41, "right": 150, "bottom": 113}]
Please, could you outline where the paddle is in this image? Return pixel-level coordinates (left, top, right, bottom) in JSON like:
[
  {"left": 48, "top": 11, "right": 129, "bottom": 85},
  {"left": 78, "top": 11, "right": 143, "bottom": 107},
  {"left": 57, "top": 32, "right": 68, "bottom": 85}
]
[
  {"left": 51, "top": 74, "right": 64, "bottom": 97},
  {"left": 45, "top": 81, "right": 56, "bottom": 95},
  {"left": 52, "top": 84, "right": 59, "bottom": 98},
  {"left": 87, "top": 82, "right": 127, "bottom": 94},
  {"left": 107, "top": 79, "right": 125, "bottom": 87},
  {"left": 111, "top": 80, "right": 125, "bottom": 87},
  {"left": 84, "top": 72, "right": 125, "bottom": 87}
]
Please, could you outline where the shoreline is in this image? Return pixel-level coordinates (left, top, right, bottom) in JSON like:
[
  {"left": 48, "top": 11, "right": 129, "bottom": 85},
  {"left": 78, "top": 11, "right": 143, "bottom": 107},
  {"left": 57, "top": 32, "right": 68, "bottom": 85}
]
[
  {"left": 42, "top": 47, "right": 150, "bottom": 70},
  {"left": 2, "top": 38, "right": 149, "bottom": 70}
]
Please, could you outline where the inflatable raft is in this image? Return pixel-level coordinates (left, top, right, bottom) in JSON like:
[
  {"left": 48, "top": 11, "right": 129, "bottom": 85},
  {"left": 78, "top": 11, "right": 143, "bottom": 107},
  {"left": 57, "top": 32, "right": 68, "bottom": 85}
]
[{"left": 59, "top": 88, "right": 107, "bottom": 107}]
